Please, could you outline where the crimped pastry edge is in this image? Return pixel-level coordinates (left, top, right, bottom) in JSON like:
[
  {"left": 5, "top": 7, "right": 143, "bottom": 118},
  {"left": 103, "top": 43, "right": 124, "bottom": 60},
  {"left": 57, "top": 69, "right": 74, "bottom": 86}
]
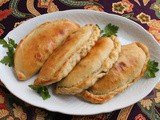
[
  {"left": 78, "top": 42, "right": 150, "bottom": 104},
  {"left": 34, "top": 24, "right": 100, "bottom": 86},
  {"left": 55, "top": 35, "right": 121, "bottom": 94},
  {"left": 14, "top": 19, "right": 79, "bottom": 80}
]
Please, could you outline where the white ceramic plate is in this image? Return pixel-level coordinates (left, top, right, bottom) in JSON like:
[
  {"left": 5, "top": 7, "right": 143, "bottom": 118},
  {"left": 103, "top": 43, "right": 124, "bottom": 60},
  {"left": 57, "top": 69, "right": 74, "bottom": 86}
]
[{"left": 0, "top": 10, "right": 160, "bottom": 115}]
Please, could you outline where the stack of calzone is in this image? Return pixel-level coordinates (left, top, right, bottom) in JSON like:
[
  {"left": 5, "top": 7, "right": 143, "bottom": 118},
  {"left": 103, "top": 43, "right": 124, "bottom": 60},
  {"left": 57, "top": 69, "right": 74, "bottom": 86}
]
[{"left": 14, "top": 19, "right": 150, "bottom": 104}]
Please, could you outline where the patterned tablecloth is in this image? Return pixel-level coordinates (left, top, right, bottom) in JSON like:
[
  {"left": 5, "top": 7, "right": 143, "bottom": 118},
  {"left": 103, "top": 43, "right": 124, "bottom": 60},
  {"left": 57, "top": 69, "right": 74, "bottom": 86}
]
[{"left": 0, "top": 0, "right": 160, "bottom": 120}]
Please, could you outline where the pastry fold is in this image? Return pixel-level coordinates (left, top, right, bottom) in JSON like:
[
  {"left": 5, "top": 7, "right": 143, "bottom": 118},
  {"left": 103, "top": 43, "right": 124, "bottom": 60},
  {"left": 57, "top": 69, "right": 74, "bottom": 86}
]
[
  {"left": 34, "top": 24, "right": 100, "bottom": 86},
  {"left": 78, "top": 42, "right": 149, "bottom": 104},
  {"left": 14, "top": 20, "right": 80, "bottom": 80},
  {"left": 55, "top": 36, "right": 121, "bottom": 94}
]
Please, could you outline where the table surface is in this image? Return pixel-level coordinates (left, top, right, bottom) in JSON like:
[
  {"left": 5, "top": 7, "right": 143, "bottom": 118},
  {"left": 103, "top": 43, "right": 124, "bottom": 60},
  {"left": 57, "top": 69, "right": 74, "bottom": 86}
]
[{"left": 0, "top": 0, "right": 160, "bottom": 120}]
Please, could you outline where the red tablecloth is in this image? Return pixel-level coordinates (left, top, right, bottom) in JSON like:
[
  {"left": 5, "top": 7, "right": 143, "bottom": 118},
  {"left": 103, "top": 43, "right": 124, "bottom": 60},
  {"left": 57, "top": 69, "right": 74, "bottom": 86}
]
[{"left": 0, "top": 0, "right": 160, "bottom": 120}]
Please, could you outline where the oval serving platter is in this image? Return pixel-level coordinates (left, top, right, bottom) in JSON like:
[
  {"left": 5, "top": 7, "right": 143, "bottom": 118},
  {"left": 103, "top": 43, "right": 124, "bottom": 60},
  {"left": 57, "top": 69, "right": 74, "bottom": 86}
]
[{"left": 0, "top": 10, "right": 160, "bottom": 115}]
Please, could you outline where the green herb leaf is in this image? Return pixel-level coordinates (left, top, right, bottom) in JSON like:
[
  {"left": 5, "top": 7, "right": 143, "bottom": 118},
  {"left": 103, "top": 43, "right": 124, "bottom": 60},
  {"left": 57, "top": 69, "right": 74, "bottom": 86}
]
[
  {"left": 145, "top": 60, "right": 159, "bottom": 78},
  {"left": 29, "top": 85, "right": 51, "bottom": 100},
  {"left": 96, "top": 24, "right": 104, "bottom": 34},
  {"left": 0, "top": 38, "right": 17, "bottom": 67},
  {"left": 102, "top": 23, "right": 119, "bottom": 37},
  {"left": 0, "top": 56, "right": 13, "bottom": 67},
  {"left": 0, "top": 39, "right": 8, "bottom": 48},
  {"left": 8, "top": 38, "right": 18, "bottom": 48}
]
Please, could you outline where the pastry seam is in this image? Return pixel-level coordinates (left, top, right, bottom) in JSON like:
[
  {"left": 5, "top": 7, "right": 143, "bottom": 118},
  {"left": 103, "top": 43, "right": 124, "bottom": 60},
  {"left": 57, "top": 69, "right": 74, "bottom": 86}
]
[
  {"left": 35, "top": 24, "right": 100, "bottom": 85},
  {"left": 78, "top": 42, "right": 149, "bottom": 103},
  {"left": 55, "top": 36, "right": 121, "bottom": 94}
]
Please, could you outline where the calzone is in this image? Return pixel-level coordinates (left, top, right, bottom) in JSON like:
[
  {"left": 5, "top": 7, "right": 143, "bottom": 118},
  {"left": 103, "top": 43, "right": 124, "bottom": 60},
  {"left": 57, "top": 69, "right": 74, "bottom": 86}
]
[
  {"left": 34, "top": 24, "right": 100, "bottom": 86},
  {"left": 55, "top": 36, "right": 121, "bottom": 94},
  {"left": 79, "top": 42, "right": 149, "bottom": 104},
  {"left": 14, "top": 20, "right": 80, "bottom": 80}
]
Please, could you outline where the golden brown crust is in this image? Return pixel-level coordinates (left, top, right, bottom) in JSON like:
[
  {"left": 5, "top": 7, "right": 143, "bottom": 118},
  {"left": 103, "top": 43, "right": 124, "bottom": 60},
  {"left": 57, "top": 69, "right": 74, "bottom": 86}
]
[
  {"left": 34, "top": 24, "right": 100, "bottom": 86},
  {"left": 55, "top": 36, "right": 121, "bottom": 94},
  {"left": 78, "top": 42, "right": 150, "bottom": 104},
  {"left": 14, "top": 20, "right": 80, "bottom": 80}
]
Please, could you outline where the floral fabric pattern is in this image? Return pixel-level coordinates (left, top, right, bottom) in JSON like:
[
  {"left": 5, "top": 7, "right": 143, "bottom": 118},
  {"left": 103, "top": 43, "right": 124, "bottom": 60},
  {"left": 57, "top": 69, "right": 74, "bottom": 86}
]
[
  {"left": 137, "top": 12, "right": 151, "bottom": 24},
  {"left": 0, "top": 0, "right": 160, "bottom": 120}
]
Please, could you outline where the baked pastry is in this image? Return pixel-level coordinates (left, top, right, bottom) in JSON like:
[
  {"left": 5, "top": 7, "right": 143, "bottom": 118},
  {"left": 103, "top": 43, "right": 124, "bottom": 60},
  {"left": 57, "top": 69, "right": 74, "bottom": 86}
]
[
  {"left": 55, "top": 36, "right": 121, "bottom": 94},
  {"left": 34, "top": 24, "right": 100, "bottom": 86},
  {"left": 14, "top": 20, "right": 80, "bottom": 80},
  {"left": 78, "top": 42, "right": 149, "bottom": 104}
]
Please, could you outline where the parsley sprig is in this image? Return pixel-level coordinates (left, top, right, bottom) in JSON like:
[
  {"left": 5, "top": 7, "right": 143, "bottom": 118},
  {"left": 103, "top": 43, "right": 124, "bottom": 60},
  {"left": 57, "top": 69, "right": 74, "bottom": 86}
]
[
  {"left": 101, "top": 23, "right": 119, "bottom": 37},
  {"left": 0, "top": 38, "right": 17, "bottom": 67},
  {"left": 145, "top": 60, "right": 159, "bottom": 78},
  {"left": 29, "top": 85, "right": 51, "bottom": 100}
]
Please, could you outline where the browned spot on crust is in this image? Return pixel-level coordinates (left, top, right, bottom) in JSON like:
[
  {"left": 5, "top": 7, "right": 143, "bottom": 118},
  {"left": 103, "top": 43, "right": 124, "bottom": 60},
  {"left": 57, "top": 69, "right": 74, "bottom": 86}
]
[
  {"left": 35, "top": 53, "right": 43, "bottom": 62},
  {"left": 45, "top": 49, "right": 49, "bottom": 53},
  {"left": 59, "top": 30, "right": 65, "bottom": 35},
  {"left": 115, "top": 62, "right": 127, "bottom": 71}
]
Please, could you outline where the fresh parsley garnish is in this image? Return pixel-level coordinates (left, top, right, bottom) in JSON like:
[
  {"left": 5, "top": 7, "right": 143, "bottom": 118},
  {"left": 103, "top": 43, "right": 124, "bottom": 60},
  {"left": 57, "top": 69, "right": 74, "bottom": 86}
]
[
  {"left": 0, "top": 38, "right": 17, "bottom": 67},
  {"left": 96, "top": 24, "right": 104, "bottom": 34},
  {"left": 101, "top": 23, "right": 119, "bottom": 37},
  {"left": 29, "top": 85, "right": 51, "bottom": 100},
  {"left": 145, "top": 60, "right": 159, "bottom": 78}
]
